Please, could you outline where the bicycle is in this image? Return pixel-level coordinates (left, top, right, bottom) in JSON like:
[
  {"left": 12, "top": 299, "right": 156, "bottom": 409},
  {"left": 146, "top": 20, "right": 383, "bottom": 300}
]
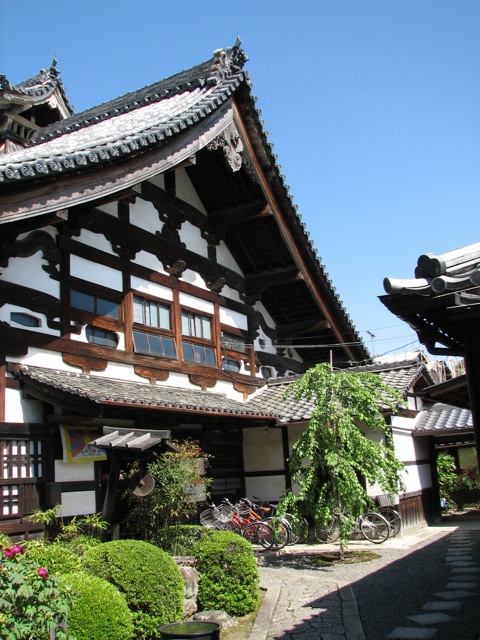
[
  {"left": 314, "top": 509, "right": 390, "bottom": 544},
  {"left": 375, "top": 494, "right": 402, "bottom": 538},
  {"left": 234, "top": 498, "right": 290, "bottom": 551},
  {"left": 253, "top": 496, "right": 309, "bottom": 545},
  {"left": 200, "top": 498, "right": 286, "bottom": 552}
]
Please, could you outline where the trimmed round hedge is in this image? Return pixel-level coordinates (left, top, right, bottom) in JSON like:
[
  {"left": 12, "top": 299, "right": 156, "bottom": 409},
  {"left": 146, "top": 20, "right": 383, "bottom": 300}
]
[
  {"left": 62, "top": 571, "right": 134, "bottom": 640},
  {"left": 81, "top": 539, "right": 184, "bottom": 640},
  {"left": 195, "top": 530, "right": 260, "bottom": 617}
]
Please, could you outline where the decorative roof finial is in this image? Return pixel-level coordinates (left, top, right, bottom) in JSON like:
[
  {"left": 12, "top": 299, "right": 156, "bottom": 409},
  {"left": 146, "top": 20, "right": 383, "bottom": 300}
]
[{"left": 208, "top": 37, "right": 248, "bottom": 85}]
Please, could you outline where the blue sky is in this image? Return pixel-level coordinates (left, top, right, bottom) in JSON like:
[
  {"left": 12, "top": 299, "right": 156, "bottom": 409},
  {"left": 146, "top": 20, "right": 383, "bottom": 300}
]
[{"left": 1, "top": 1, "right": 478, "bottom": 362}]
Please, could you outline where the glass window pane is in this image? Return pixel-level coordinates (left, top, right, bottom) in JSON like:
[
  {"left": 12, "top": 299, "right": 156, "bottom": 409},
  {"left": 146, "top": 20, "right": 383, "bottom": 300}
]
[
  {"left": 133, "top": 330, "right": 149, "bottom": 353},
  {"left": 72, "top": 290, "right": 95, "bottom": 313},
  {"left": 149, "top": 303, "right": 159, "bottom": 328},
  {"left": 182, "top": 341, "right": 194, "bottom": 362},
  {"left": 202, "top": 317, "right": 211, "bottom": 340},
  {"left": 148, "top": 334, "right": 163, "bottom": 355},
  {"left": 133, "top": 296, "right": 144, "bottom": 324},
  {"left": 97, "top": 298, "right": 119, "bottom": 319},
  {"left": 163, "top": 338, "right": 176, "bottom": 358},
  {"left": 205, "top": 347, "right": 216, "bottom": 366},
  {"left": 182, "top": 312, "right": 191, "bottom": 336},
  {"left": 159, "top": 305, "right": 170, "bottom": 330}
]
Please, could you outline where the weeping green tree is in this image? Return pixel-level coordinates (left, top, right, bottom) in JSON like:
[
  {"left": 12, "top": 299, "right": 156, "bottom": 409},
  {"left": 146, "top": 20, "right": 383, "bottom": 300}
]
[{"left": 277, "top": 363, "right": 406, "bottom": 553}]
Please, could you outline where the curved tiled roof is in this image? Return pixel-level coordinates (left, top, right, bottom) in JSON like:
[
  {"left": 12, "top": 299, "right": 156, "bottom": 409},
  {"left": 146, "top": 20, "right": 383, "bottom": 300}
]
[
  {"left": 246, "top": 360, "right": 429, "bottom": 424},
  {"left": 0, "top": 46, "right": 245, "bottom": 185},
  {"left": 17, "top": 365, "right": 278, "bottom": 419},
  {"left": 0, "top": 60, "right": 74, "bottom": 114},
  {"left": 415, "top": 402, "right": 473, "bottom": 435},
  {"left": 383, "top": 243, "right": 480, "bottom": 298},
  {"left": 0, "top": 41, "right": 368, "bottom": 364}
]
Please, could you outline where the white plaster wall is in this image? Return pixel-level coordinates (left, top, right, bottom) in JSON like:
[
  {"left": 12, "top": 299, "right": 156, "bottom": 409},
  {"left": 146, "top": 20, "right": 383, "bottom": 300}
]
[
  {"left": 180, "top": 222, "right": 208, "bottom": 258},
  {"left": 243, "top": 427, "right": 284, "bottom": 472},
  {"left": 245, "top": 476, "right": 286, "bottom": 503},
  {"left": 70, "top": 325, "right": 125, "bottom": 350},
  {"left": 75, "top": 229, "right": 115, "bottom": 255},
  {"left": 55, "top": 460, "right": 95, "bottom": 482},
  {"left": 130, "top": 198, "right": 164, "bottom": 235},
  {"left": 182, "top": 270, "right": 209, "bottom": 290},
  {"left": 59, "top": 491, "right": 96, "bottom": 517},
  {"left": 175, "top": 167, "right": 207, "bottom": 213},
  {"left": 147, "top": 174, "right": 165, "bottom": 190},
  {"left": 97, "top": 202, "right": 118, "bottom": 217},
  {"left": 131, "top": 276, "right": 173, "bottom": 301},
  {"left": 133, "top": 250, "right": 167, "bottom": 273},
  {"left": 70, "top": 256, "right": 123, "bottom": 291},
  {"left": 216, "top": 240, "right": 243, "bottom": 274},
  {"left": 219, "top": 307, "right": 248, "bottom": 331},
  {"left": 0, "top": 305, "right": 59, "bottom": 336},
  {"left": 179, "top": 292, "right": 214, "bottom": 314},
  {"left": 5, "top": 388, "right": 43, "bottom": 422},
  {"left": 1, "top": 253, "right": 60, "bottom": 298}
]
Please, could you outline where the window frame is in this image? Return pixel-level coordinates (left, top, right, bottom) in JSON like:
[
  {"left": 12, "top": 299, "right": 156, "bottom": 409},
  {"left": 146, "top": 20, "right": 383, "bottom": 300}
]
[
  {"left": 131, "top": 293, "right": 177, "bottom": 360},
  {"left": 180, "top": 307, "right": 216, "bottom": 367}
]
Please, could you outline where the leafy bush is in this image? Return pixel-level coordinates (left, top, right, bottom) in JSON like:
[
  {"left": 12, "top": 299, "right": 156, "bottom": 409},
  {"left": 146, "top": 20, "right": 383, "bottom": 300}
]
[
  {"left": 0, "top": 543, "right": 73, "bottom": 640},
  {"left": 195, "top": 530, "right": 259, "bottom": 616},
  {"left": 156, "top": 524, "right": 207, "bottom": 555},
  {"left": 81, "top": 539, "right": 184, "bottom": 640},
  {"left": 59, "top": 533, "right": 103, "bottom": 557},
  {"left": 126, "top": 439, "right": 211, "bottom": 554},
  {"left": 0, "top": 532, "right": 12, "bottom": 550},
  {"left": 437, "top": 452, "right": 480, "bottom": 509},
  {"left": 24, "top": 541, "right": 81, "bottom": 575},
  {"left": 62, "top": 571, "right": 134, "bottom": 640}
]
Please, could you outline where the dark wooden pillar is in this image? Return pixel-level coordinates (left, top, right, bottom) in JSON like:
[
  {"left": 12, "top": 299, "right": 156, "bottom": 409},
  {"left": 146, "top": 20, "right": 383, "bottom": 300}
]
[
  {"left": 101, "top": 450, "right": 121, "bottom": 540},
  {"left": 462, "top": 318, "right": 480, "bottom": 472}
]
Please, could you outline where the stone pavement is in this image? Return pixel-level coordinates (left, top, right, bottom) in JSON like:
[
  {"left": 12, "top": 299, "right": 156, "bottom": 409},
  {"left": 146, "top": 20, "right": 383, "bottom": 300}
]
[{"left": 248, "top": 519, "right": 480, "bottom": 640}]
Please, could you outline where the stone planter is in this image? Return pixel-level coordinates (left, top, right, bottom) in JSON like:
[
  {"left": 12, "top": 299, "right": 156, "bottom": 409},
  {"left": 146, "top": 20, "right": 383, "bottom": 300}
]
[{"left": 158, "top": 621, "right": 221, "bottom": 639}]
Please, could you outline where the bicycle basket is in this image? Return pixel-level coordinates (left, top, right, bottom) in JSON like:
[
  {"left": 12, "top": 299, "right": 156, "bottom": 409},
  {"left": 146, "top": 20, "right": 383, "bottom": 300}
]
[
  {"left": 376, "top": 493, "right": 393, "bottom": 508},
  {"left": 199, "top": 509, "right": 217, "bottom": 528}
]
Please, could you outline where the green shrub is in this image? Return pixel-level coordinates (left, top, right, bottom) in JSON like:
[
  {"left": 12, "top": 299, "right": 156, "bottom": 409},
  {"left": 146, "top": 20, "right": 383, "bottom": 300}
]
[
  {"left": 196, "top": 530, "right": 259, "bottom": 616},
  {"left": 59, "top": 533, "right": 103, "bottom": 557},
  {"left": 62, "top": 571, "right": 134, "bottom": 640},
  {"left": 81, "top": 539, "right": 184, "bottom": 640},
  {"left": 25, "top": 541, "right": 81, "bottom": 575},
  {"left": 0, "top": 531, "right": 12, "bottom": 549},
  {"left": 157, "top": 524, "right": 207, "bottom": 555}
]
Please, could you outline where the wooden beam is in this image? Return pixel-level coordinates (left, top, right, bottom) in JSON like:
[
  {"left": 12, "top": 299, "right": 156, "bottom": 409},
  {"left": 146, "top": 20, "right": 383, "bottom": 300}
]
[
  {"left": 245, "top": 266, "right": 302, "bottom": 294},
  {"left": 276, "top": 318, "right": 330, "bottom": 338}
]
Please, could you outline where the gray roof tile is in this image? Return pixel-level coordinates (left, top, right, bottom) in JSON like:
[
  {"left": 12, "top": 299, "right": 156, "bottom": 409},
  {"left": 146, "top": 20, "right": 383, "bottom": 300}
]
[
  {"left": 415, "top": 402, "right": 473, "bottom": 434},
  {"left": 17, "top": 366, "right": 277, "bottom": 419},
  {"left": 246, "top": 360, "right": 429, "bottom": 424}
]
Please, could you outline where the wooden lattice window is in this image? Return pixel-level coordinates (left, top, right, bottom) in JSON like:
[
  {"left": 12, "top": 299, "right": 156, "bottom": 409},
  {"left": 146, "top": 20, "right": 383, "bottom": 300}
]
[{"left": 0, "top": 440, "right": 43, "bottom": 517}]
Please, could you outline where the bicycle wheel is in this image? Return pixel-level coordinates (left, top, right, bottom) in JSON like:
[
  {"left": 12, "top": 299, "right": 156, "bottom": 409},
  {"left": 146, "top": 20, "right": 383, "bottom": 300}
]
[
  {"left": 314, "top": 517, "right": 340, "bottom": 543},
  {"left": 265, "top": 517, "right": 290, "bottom": 550},
  {"left": 223, "top": 520, "right": 242, "bottom": 535},
  {"left": 380, "top": 507, "right": 401, "bottom": 537},
  {"left": 242, "top": 521, "right": 274, "bottom": 552},
  {"left": 360, "top": 512, "right": 390, "bottom": 544},
  {"left": 285, "top": 514, "right": 309, "bottom": 544}
]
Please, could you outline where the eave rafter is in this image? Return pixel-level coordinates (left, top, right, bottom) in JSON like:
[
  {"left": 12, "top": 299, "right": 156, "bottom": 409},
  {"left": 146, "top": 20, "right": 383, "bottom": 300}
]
[
  {"left": 244, "top": 266, "right": 303, "bottom": 296},
  {"left": 206, "top": 200, "right": 270, "bottom": 233},
  {"left": 276, "top": 318, "right": 330, "bottom": 339}
]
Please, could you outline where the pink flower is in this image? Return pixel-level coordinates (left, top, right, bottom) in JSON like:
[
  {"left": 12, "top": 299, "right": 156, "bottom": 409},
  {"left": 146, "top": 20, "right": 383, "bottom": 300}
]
[
  {"left": 37, "top": 567, "right": 49, "bottom": 578},
  {"left": 3, "top": 544, "right": 25, "bottom": 558},
  {"left": 11, "top": 545, "right": 24, "bottom": 555}
]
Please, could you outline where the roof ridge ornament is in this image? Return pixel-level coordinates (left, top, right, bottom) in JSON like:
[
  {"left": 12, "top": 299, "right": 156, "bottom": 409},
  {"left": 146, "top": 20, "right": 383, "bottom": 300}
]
[{"left": 208, "top": 37, "right": 248, "bottom": 85}]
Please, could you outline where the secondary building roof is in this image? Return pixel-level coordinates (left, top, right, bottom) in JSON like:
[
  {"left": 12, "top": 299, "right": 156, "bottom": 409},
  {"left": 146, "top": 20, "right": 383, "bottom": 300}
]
[{"left": 381, "top": 243, "right": 480, "bottom": 355}]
